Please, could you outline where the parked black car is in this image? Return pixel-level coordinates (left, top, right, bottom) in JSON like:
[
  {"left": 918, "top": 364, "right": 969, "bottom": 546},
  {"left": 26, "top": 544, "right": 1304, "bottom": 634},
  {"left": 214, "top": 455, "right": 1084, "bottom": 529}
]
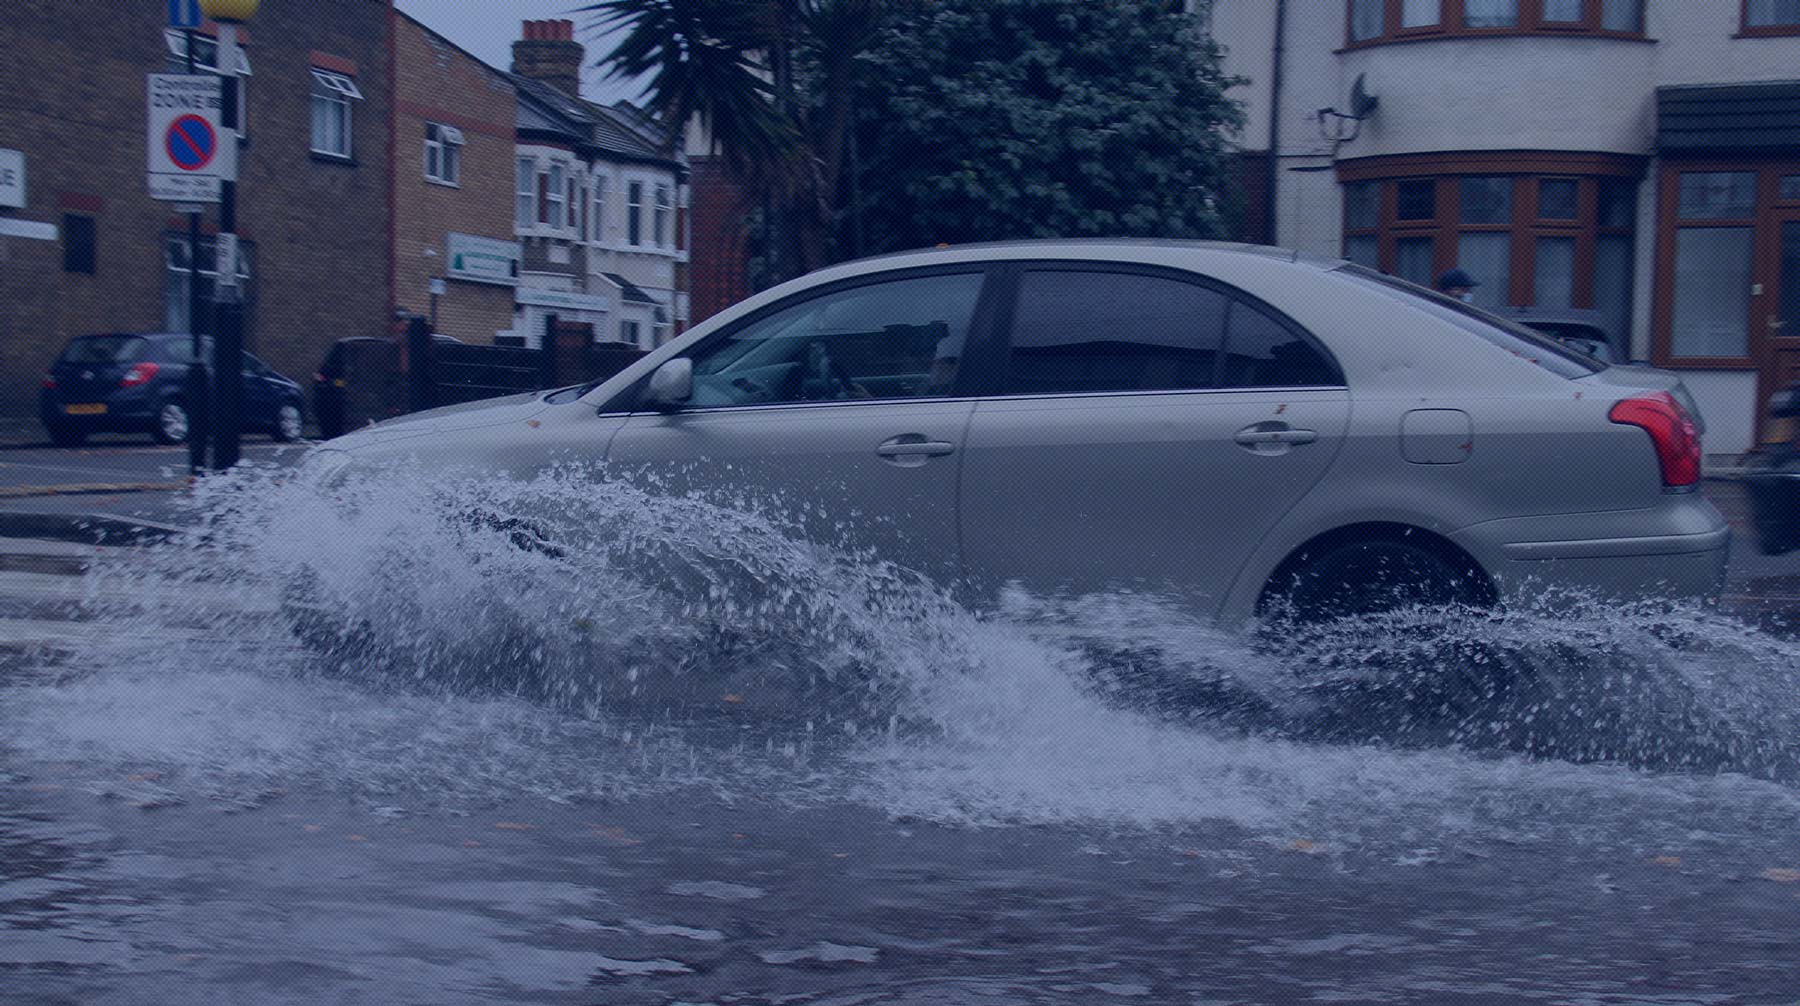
[
  {"left": 1743, "top": 383, "right": 1800, "bottom": 556},
  {"left": 312, "top": 334, "right": 463, "bottom": 439},
  {"left": 40, "top": 333, "right": 306, "bottom": 446}
]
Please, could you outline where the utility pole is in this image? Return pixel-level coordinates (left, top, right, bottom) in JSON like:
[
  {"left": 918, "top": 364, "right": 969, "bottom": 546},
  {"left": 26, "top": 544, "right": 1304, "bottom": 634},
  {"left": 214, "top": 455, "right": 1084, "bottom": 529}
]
[
  {"left": 198, "top": 0, "right": 260, "bottom": 470},
  {"left": 184, "top": 24, "right": 209, "bottom": 475}
]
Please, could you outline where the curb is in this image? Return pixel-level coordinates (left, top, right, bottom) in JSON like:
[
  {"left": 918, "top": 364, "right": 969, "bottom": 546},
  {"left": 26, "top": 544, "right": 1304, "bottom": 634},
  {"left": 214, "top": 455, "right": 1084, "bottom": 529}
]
[
  {"left": 0, "top": 510, "right": 188, "bottom": 546},
  {"left": 0, "top": 482, "right": 186, "bottom": 499}
]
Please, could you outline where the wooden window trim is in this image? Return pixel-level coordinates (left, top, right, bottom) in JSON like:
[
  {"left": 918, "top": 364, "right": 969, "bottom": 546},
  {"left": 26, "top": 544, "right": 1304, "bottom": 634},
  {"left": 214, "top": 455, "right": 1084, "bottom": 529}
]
[
  {"left": 1338, "top": 151, "right": 1644, "bottom": 315},
  {"left": 1651, "top": 158, "right": 1800, "bottom": 370},
  {"left": 1738, "top": 0, "right": 1800, "bottom": 36},
  {"left": 1342, "top": 0, "right": 1649, "bottom": 48}
]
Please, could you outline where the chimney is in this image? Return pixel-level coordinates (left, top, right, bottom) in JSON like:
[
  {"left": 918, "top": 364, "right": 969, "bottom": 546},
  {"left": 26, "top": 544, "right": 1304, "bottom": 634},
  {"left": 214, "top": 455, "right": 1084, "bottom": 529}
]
[{"left": 513, "top": 20, "right": 583, "bottom": 99}]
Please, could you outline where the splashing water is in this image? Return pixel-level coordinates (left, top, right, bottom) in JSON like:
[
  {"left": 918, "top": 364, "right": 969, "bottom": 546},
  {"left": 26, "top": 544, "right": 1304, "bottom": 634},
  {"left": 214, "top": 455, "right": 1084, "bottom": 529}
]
[{"left": 4, "top": 460, "right": 1799, "bottom": 850}]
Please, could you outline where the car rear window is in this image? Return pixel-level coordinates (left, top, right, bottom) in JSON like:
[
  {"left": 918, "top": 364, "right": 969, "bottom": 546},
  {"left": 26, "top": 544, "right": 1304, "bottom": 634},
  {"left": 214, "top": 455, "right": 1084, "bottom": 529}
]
[
  {"left": 59, "top": 335, "right": 148, "bottom": 365},
  {"left": 1330, "top": 265, "right": 1603, "bottom": 379}
]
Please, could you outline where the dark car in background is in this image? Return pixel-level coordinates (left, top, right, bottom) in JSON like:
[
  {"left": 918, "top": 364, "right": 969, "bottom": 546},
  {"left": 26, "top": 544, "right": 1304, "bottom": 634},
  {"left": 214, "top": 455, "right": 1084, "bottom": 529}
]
[{"left": 40, "top": 333, "right": 306, "bottom": 446}]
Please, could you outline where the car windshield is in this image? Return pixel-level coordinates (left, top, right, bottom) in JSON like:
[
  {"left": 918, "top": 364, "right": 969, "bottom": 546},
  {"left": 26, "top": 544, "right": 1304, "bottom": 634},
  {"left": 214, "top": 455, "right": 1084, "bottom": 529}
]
[
  {"left": 1330, "top": 264, "right": 1604, "bottom": 379},
  {"left": 58, "top": 335, "right": 148, "bottom": 365}
]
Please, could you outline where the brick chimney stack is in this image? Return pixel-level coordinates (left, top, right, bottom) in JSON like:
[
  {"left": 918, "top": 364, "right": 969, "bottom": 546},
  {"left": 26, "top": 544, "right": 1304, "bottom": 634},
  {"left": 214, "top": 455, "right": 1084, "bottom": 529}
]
[{"left": 513, "top": 20, "right": 584, "bottom": 99}]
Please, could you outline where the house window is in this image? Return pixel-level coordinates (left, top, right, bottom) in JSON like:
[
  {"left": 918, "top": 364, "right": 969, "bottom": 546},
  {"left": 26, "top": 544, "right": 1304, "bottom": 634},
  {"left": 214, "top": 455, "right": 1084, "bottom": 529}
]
[
  {"left": 164, "top": 233, "right": 253, "bottom": 334},
  {"left": 621, "top": 319, "right": 642, "bottom": 347},
  {"left": 164, "top": 30, "right": 250, "bottom": 128},
  {"left": 567, "top": 172, "right": 580, "bottom": 230},
  {"left": 1745, "top": 0, "right": 1800, "bottom": 32},
  {"left": 544, "top": 164, "right": 564, "bottom": 227},
  {"left": 63, "top": 215, "right": 96, "bottom": 274},
  {"left": 627, "top": 181, "right": 644, "bottom": 246},
  {"left": 654, "top": 184, "right": 672, "bottom": 248},
  {"left": 516, "top": 157, "right": 536, "bottom": 228},
  {"left": 1347, "top": 0, "right": 1644, "bottom": 44},
  {"left": 1341, "top": 154, "right": 1639, "bottom": 350},
  {"left": 424, "top": 123, "right": 462, "bottom": 185},
  {"left": 652, "top": 306, "right": 670, "bottom": 346},
  {"left": 309, "top": 69, "right": 360, "bottom": 158},
  {"left": 592, "top": 176, "right": 607, "bottom": 244}
]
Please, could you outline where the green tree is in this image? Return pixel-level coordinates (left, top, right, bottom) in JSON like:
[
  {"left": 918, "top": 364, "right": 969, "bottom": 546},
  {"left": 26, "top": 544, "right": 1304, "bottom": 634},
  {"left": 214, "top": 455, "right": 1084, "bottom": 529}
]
[
  {"left": 844, "top": 0, "right": 1241, "bottom": 257},
  {"left": 585, "top": 0, "right": 890, "bottom": 281}
]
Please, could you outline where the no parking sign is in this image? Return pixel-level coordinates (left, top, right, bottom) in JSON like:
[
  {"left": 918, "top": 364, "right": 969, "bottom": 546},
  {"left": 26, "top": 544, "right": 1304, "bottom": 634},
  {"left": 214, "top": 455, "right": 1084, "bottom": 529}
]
[{"left": 147, "top": 73, "right": 234, "bottom": 202}]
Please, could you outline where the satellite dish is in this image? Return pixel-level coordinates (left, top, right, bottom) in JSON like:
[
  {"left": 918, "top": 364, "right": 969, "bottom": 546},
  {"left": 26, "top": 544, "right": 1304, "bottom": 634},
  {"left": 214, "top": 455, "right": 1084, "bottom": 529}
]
[{"left": 1350, "top": 73, "right": 1380, "bottom": 119}]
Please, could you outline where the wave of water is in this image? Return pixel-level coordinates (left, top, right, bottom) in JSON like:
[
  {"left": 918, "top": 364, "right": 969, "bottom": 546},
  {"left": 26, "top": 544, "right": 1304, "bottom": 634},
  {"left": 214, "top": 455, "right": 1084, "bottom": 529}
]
[{"left": 4, "top": 460, "right": 1799, "bottom": 850}]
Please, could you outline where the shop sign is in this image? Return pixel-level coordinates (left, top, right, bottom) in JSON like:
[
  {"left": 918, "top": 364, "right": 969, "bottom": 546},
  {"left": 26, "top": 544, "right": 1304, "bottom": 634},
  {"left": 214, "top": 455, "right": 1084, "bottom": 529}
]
[
  {"left": 0, "top": 149, "right": 23, "bottom": 209},
  {"left": 445, "top": 233, "right": 521, "bottom": 286},
  {"left": 516, "top": 287, "right": 610, "bottom": 313}
]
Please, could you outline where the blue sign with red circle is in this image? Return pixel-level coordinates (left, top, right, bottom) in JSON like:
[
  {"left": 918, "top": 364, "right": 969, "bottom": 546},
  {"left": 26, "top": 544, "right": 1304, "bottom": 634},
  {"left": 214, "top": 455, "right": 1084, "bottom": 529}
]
[{"left": 165, "top": 114, "right": 216, "bottom": 172}]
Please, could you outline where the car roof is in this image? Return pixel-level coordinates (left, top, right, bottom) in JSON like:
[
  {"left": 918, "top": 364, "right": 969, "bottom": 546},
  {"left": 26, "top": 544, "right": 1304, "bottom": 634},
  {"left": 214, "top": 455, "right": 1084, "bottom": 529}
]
[{"left": 840, "top": 238, "right": 1332, "bottom": 270}]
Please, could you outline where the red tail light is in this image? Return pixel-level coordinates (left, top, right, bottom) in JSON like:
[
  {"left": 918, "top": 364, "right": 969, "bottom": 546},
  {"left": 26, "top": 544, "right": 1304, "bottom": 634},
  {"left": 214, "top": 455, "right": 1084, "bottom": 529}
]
[
  {"left": 1610, "top": 391, "right": 1701, "bottom": 488},
  {"left": 41, "top": 375, "right": 56, "bottom": 390},
  {"left": 119, "top": 362, "right": 160, "bottom": 388}
]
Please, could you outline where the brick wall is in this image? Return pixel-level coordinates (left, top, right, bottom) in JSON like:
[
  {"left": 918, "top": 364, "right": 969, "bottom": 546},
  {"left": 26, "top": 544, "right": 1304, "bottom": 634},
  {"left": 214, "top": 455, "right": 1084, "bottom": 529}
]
[
  {"left": 686, "top": 155, "right": 749, "bottom": 323},
  {"left": 0, "top": 0, "right": 391, "bottom": 422},
  {"left": 394, "top": 13, "right": 518, "bottom": 345}
]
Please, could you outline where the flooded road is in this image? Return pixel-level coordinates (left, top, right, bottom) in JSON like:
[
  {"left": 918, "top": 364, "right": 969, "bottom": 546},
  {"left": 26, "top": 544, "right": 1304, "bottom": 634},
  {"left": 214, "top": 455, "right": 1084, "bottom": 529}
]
[{"left": 4, "top": 464, "right": 1800, "bottom": 1004}]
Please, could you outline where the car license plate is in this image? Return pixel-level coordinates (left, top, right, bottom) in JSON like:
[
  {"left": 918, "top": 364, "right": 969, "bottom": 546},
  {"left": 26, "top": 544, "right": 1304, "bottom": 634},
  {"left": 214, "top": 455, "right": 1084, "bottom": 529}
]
[{"left": 63, "top": 403, "right": 106, "bottom": 416}]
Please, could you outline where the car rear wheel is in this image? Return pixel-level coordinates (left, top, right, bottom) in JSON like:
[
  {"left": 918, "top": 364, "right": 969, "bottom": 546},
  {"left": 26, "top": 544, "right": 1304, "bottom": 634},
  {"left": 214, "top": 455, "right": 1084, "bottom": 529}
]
[
  {"left": 1264, "top": 535, "right": 1490, "bottom": 624},
  {"left": 152, "top": 400, "right": 189, "bottom": 445},
  {"left": 273, "top": 403, "right": 304, "bottom": 442}
]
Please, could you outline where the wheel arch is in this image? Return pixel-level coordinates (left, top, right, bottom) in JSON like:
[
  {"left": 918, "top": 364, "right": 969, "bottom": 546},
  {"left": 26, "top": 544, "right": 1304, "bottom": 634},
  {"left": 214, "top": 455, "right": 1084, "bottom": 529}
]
[{"left": 1253, "top": 520, "right": 1498, "bottom": 617}]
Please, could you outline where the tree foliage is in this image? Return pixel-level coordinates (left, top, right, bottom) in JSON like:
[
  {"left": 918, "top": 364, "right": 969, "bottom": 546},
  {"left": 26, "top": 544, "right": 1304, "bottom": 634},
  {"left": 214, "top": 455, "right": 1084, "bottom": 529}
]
[
  {"left": 588, "top": 0, "right": 1241, "bottom": 281},
  {"left": 843, "top": 0, "right": 1241, "bottom": 257}
]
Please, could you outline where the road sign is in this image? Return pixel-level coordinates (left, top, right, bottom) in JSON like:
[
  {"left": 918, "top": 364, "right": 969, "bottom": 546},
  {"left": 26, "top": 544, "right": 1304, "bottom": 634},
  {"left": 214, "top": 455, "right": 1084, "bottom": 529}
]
[
  {"left": 215, "top": 232, "right": 239, "bottom": 289},
  {"left": 147, "top": 74, "right": 233, "bottom": 202},
  {"left": 168, "top": 0, "right": 202, "bottom": 28}
]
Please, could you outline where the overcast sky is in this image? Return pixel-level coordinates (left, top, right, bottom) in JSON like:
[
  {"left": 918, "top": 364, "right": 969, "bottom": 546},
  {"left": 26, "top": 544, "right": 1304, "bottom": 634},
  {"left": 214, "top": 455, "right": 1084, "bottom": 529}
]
[{"left": 394, "top": 0, "right": 641, "bottom": 104}]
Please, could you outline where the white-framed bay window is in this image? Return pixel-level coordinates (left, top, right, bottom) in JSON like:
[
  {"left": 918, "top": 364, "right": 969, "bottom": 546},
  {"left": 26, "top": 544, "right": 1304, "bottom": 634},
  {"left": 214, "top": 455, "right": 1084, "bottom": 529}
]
[{"left": 516, "top": 156, "right": 536, "bottom": 229}]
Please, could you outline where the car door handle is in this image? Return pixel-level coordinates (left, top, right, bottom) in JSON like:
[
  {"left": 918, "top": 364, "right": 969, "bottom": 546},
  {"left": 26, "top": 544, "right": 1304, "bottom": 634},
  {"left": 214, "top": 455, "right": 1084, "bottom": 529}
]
[
  {"left": 1234, "top": 424, "right": 1317, "bottom": 447},
  {"left": 876, "top": 438, "right": 956, "bottom": 458}
]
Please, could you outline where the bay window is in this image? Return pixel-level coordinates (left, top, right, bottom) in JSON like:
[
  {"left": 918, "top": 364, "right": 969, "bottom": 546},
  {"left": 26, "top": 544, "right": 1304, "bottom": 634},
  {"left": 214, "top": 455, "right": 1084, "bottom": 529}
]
[
  {"left": 1341, "top": 153, "right": 1641, "bottom": 350},
  {"left": 1347, "top": 0, "right": 1644, "bottom": 44}
]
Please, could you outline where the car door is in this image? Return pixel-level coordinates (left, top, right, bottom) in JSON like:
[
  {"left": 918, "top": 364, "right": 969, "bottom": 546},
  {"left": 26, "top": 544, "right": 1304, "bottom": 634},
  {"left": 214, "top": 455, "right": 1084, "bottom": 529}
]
[
  {"left": 958, "top": 264, "right": 1350, "bottom": 614},
  {"left": 606, "top": 268, "right": 996, "bottom": 585}
]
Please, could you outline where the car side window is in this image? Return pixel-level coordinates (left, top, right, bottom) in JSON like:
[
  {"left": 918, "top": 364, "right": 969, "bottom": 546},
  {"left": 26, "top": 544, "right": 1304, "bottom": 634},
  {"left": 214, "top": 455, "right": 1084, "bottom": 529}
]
[
  {"left": 1219, "top": 299, "right": 1343, "bottom": 389},
  {"left": 1005, "top": 270, "right": 1230, "bottom": 395},
  {"left": 683, "top": 272, "right": 984, "bottom": 408}
]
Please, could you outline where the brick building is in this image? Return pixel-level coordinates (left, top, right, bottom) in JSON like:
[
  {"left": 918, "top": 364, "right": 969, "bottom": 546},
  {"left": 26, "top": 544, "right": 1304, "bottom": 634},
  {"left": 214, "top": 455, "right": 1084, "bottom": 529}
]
[
  {"left": 392, "top": 11, "right": 518, "bottom": 344},
  {"left": 0, "top": 0, "right": 391, "bottom": 422}
]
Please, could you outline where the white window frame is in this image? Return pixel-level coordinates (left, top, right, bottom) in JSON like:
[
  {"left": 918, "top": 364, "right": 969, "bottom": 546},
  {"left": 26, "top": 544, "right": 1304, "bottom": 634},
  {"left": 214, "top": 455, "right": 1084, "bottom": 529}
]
[
  {"left": 424, "top": 123, "right": 463, "bottom": 185},
  {"left": 516, "top": 156, "right": 536, "bottom": 230},
  {"left": 627, "top": 180, "right": 645, "bottom": 246},
  {"left": 654, "top": 184, "right": 673, "bottom": 248},
  {"left": 591, "top": 173, "right": 608, "bottom": 246},
  {"left": 567, "top": 171, "right": 581, "bottom": 231},
  {"left": 544, "top": 163, "right": 566, "bottom": 230},
  {"left": 310, "top": 69, "right": 360, "bottom": 159}
]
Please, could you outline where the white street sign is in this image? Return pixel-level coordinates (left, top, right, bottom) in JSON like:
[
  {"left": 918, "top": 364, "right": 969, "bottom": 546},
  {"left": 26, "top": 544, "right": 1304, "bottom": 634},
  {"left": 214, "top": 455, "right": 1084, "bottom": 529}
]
[
  {"left": 147, "top": 73, "right": 234, "bottom": 203},
  {"left": 215, "top": 232, "right": 239, "bottom": 288},
  {"left": 0, "top": 149, "right": 23, "bottom": 209}
]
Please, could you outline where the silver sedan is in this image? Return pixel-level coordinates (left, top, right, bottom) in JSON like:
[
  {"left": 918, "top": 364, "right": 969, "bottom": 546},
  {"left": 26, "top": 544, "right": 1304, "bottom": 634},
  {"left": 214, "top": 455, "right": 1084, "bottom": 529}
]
[{"left": 313, "top": 241, "right": 1728, "bottom": 624}]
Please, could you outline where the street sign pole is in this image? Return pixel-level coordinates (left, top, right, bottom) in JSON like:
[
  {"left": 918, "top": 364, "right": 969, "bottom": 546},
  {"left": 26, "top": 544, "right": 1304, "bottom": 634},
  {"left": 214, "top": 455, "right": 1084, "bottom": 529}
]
[
  {"left": 183, "top": 26, "right": 209, "bottom": 476},
  {"left": 210, "top": 23, "right": 243, "bottom": 471}
]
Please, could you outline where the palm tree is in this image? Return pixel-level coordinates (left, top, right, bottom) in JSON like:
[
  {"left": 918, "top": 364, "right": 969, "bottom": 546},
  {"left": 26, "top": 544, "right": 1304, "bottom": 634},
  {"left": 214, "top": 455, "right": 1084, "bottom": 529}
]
[{"left": 583, "top": 0, "right": 888, "bottom": 281}]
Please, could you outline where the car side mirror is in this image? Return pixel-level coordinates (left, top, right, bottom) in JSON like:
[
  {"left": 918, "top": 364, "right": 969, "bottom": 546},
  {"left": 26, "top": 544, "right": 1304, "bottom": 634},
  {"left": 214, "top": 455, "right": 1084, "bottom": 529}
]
[{"left": 644, "top": 357, "right": 693, "bottom": 413}]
